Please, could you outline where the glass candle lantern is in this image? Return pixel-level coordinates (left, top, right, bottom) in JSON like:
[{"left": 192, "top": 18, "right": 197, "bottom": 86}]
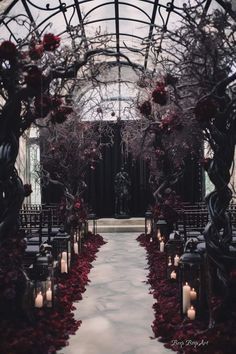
[
  {"left": 155, "top": 218, "right": 168, "bottom": 245},
  {"left": 179, "top": 239, "right": 204, "bottom": 319},
  {"left": 88, "top": 213, "right": 97, "bottom": 235},
  {"left": 165, "top": 233, "right": 184, "bottom": 281},
  {"left": 145, "top": 211, "right": 153, "bottom": 236},
  {"left": 52, "top": 232, "right": 71, "bottom": 274},
  {"left": 31, "top": 252, "right": 54, "bottom": 309}
]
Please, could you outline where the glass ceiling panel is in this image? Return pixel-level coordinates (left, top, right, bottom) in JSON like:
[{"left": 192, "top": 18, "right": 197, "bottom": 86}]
[{"left": 0, "top": 0, "right": 232, "bottom": 121}]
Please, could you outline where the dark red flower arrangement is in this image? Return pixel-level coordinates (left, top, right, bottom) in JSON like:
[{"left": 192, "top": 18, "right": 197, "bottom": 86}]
[
  {"left": 152, "top": 82, "right": 167, "bottom": 105},
  {"left": 152, "top": 192, "right": 182, "bottom": 225},
  {"left": 0, "top": 233, "right": 106, "bottom": 354},
  {"left": 43, "top": 33, "right": 61, "bottom": 51},
  {"left": 29, "top": 44, "right": 44, "bottom": 60},
  {"left": 137, "top": 233, "right": 236, "bottom": 354},
  {"left": 139, "top": 100, "right": 152, "bottom": 117},
  {"left": 51, "top": 106, "right": 73, "bottom": 124},
  {"left": 25, "top": 66, "right": 46, "bottom": 90},
  {"left": 34, "top": 95, "right": 62, "bottom": 117},
  {"left": 0, "top": 40, "right": 18, "bottom": 61},
  {"left": 160, "top": 112, "right": 182, "bottom": 132}
]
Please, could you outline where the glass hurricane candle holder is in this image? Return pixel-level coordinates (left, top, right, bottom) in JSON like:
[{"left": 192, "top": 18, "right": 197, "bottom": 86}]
[{"left": 179, "top": 239, "right": 204, "bottom": 319}]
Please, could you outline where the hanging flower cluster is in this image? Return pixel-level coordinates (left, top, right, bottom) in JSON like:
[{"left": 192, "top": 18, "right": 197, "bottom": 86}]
[
  {"left": 139, "top": 100, "right": 152, "bottom": 117},
  {"left": 28, "top": 33, "right": 61, "bottom": 60},
  {"left": 152, "top": 82, "right": 168, "bottom": 105},
  {"left": 160, "top": 111, "right": 182, "bottom": 132},
  {"left": 0, "top": 40, "right": 18, "bottom": 61}
]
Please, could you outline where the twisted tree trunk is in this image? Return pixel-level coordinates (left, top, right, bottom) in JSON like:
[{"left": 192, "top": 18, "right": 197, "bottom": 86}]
[{"left": 204, "top": 126, "right": 235, "bottom": 327}]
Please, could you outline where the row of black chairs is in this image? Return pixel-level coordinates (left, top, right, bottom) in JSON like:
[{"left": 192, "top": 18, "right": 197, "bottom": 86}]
[{"left": 173, "top": 203, "right": 236, "bottom": 243}]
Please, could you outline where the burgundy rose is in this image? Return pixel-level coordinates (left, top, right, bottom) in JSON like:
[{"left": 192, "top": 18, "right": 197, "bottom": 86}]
[
  {"left": 139, "top": 100, "right": 152, "bottom": 117},
  {"left": 29, "top": 44, "right": 44, "bottom": 60},
  {"left": 74, "top": 201, "right": 81, "bottom": 209},
  {"left": 25, "top": 66, "right": 46, "bottom": 89},
  {"left": 152, "top": 83, "right": 167, "bottom": 105},
  {"left": 23, "top": 183, "right": 33, "bottom": 197},
  {"left": 0, "top": 40, "right": 17, "bottom": 61},
  {"left": 195, "top": 97, "right": 218, "bottom": 122},
  {"left": 35, "top": 95, "right": 62, "bottom": 117},
  {"left": 43, "top": 33, "right": 60, "bottom": 51},
  {"left": 51, "top": 106, "right": 73, "bottom": 124}
]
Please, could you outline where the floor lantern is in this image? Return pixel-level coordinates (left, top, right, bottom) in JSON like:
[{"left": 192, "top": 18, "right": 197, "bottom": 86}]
[
  {"left": 88, "top": 213, "right": 97, "bottom": 234},
  {"left": 165, "top": 232, "right": 184, "bottom": 281},
  {"left": 155, "top": 217, "right": 168, "bottom": 248},
  {"left": 30, "top": 246, "right": 54, "bottom": 309},
  {"left": 179, "top": 239, "right": 204, "bottom": 320},
  {"left": 52, "top": 232, "right": 71, "bottom": 274}
]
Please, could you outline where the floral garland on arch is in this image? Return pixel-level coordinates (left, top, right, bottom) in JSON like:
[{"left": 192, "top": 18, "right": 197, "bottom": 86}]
[{"left": 0, "top": 233, "right": 106, "bottom": 354}]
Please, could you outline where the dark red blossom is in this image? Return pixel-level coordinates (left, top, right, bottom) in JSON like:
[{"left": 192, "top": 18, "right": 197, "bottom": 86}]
[
  {"left": 195, "top": 97, "right": 218, "bottom": 123},
  {"left": 25, "top": 66, "right": 46, "bottom": 89},
  {"left": 35, "top": 95, "right": 62, "bottom": 117},
  {"left": 43, "top": 33, "right": 60, "bottom": 51},
  {"left": 23, "top": 183, "right": 33, "bottom": 197},
  {"left": 29, "top": 44, "right": 44, "bottom": 60},
  {"left": 160, "top": 112, "right": 182, "bottom": 132},
  {"left": 0, "top": 40, "right": 17, "bottom": 61},
  {"left": 139, "top": 100, "right": 152, "bottom": 116},
  {"left": 152, "top": 83, "right": 167, "bottom": 105},
  {"left": 51, "top": 107, "right": 73, "bottom": 124}
]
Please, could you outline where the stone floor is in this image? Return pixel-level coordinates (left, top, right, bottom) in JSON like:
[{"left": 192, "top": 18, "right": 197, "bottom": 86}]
[{"left": 59, "top": 233, "right": 171, "bottom": 354}]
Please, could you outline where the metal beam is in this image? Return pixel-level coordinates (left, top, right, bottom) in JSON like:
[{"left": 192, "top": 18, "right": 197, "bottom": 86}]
[
  {"left": 74, "top": 0, "right": 89, "bottom": 49},
  {"left": 144, "top": 0, "right": 159, "bottom": 70}
]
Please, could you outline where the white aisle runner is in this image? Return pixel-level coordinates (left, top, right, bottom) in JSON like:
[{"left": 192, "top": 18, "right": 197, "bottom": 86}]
[{"left": 59, "top": 233, "right": 171, "bottom": 354}]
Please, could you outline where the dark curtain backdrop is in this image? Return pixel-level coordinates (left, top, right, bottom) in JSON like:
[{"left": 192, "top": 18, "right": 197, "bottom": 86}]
[
  {"left": 83, "top": 124, "right": 204, "bottom": 217},
  {"left": 84, "top": 123, "right": 152, "bottom": 217},
  {"left": 40, "top": 122, "right": 203, "bottom": 213}
]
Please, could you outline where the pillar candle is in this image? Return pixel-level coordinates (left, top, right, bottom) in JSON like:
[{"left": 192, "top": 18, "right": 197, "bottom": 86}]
[
  {"left": 168, "top": 256, "right": 172, "bottom": 266},
  {"left": 190, "top": 288, "right": 197, "bottom": 301},
  {"left": 174, "top": 255, "right": 180, "bottom": 266},
  {"left": 35, "top": 292, "right": 43, "bottom": 308},
  {"left": 74, "top": 242, "right": 79, "bottom": 254},
  {"left": 62, "top": 251, "right": 67, "bottom": 262},
  {"left": 157, "top": 229, "right": 161, "bottom": 240},
  {"left": 160, "top": 240, "right": 164, "bottom": 252},
  {"left": 182, "top": 282, "right": 191, "bottom": 314},
  {"left": 46, "top": 287, "right": 52, "bottom": 301},
  {"left": 61, "top": 259, "right": 68, "bottom": 273},
  {"left": 170, "top": 270, "right": 177, "bottom": 279},
  {"left": 187, "top": 306, "right": 196, "bottom": 320}
]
